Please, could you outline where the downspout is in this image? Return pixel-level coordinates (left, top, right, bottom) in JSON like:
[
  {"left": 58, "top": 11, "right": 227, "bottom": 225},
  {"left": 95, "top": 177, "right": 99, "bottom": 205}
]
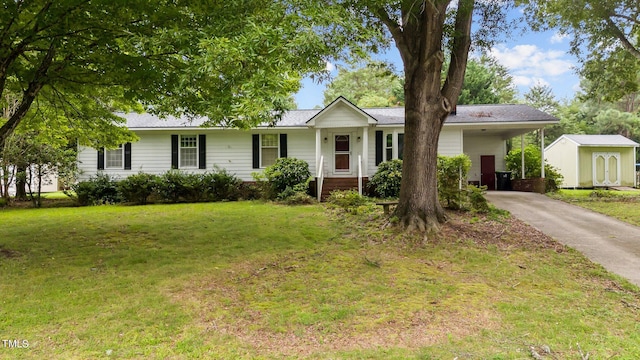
[
  {"left": 521, "top": 134, "right": 525, "bottom": 179},
  {"left": 541, "top": 128, "right": 545, "bottom": 179}
]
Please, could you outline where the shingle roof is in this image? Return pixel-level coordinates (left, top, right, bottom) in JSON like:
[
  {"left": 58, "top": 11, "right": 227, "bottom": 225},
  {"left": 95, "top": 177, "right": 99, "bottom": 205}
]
[
  {"left": 564, "top": 134, "right": 639, "bottom": 147},
  {"left": 121, "top": 103, "right": 557, "bottom": 129}
]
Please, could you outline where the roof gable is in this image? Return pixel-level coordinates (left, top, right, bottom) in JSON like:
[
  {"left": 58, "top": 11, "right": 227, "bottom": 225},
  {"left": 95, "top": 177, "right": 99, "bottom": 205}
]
[{"left": 305, "top": 96, "right": 377, "bottom": 128}]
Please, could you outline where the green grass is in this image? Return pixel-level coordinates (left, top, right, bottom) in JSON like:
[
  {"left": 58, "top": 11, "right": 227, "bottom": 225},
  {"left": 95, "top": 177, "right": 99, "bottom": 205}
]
[
  {"left": 551, "top": 189, "right": 640, "bottom": 226},
  {"left": 1, "top": 202, "right": 639, "bottom": 359},
  {"left": 40, "top": 191, "right": 73, "bottom": 199}
]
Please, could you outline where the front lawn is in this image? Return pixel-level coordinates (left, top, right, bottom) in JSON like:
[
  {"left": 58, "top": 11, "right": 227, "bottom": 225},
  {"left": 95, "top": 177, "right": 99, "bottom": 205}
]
[
  {"left": 1, "top": 202, "right": 639, "bottom": 359},
  {"left": 551, "top": 189, "right": 640, "bottom": 226}
]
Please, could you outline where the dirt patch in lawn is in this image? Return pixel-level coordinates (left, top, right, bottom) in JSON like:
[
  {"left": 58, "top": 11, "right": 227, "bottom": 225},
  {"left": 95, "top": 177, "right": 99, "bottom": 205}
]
[
  {"left": 436, "top": 211, "right": 567, "bottom": 252},
  {"left": 0, "top": 246, "right": 20, "bottom": 258}
]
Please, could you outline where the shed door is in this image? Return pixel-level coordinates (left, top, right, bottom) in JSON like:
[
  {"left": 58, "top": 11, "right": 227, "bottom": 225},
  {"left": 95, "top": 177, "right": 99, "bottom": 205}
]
[
  {"left": 593, "top": 152, "right": 621, "bottom": 186},
  {"left": 480, "top": 155, "right": 495, "bottom": 190}
]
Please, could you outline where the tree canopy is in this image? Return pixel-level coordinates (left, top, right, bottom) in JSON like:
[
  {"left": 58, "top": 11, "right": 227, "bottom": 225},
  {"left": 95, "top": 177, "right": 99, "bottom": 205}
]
[
  {"left": 518, "top": 0, "right": 640, "bottom": 102},
  {"left": 0, "top": 0, "right": 371, "bottom": 149},
  {"left": 457, "top": 56, "right": 517, "bottom": 105},
  {"left": 323, "top": 62, "right": 403, "bottom": 107}
]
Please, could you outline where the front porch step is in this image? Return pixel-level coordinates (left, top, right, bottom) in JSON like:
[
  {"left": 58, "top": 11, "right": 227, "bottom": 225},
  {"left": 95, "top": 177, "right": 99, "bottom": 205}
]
[{"left": 318, "top": 177, "right": 367, "bottom": 201}]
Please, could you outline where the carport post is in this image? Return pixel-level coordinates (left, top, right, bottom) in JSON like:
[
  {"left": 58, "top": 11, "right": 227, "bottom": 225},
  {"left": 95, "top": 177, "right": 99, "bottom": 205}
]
[
  {"left": 541, "top": 128, "right": 545, "bottom": 178},
  {"left": 521, "top": 134, "right": 525, "bottom": 179}
]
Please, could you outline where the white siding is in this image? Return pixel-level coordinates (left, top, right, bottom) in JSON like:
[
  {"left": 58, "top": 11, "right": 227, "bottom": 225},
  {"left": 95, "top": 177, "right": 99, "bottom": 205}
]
[
  {"left": 463, "top": 135, "right": 507, "bottom": 183},
  {"left": 438, "top": 128, "right": 463, "bottom": 156},
  {"left": 366, "top": 127, "right": 464, "bottom": 175},
  {"left": 78, "top": 128, "right": 315, "bottom": 182}
]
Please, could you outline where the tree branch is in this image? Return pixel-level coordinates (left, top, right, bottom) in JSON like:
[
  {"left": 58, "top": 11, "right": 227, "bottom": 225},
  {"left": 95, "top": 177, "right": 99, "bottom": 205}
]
[
  {"left": 442, "top": 0, "right": 474, "bottom": 106},
  {"left": 605, "top": 15, "right": 640, "bottom": 60},
  {"left": 0, "top": 43, "right": 56, "bottom": 149},
  {"left": 369, "top": 5, "right": 408, "bottom": 63}
]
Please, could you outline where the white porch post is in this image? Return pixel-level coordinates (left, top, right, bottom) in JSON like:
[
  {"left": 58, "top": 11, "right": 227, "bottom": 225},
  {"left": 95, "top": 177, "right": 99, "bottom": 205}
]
[
  {"left": 315, "top": 128, "right": 322, "bottom": 174},
  {"left": 540, "top": 128, "right": 545, "bottom": 178},
  {"left": 521, "top": 134, "right": 525, "bottom": 179},
  {"left": 362, "top": 127, "right": 368, "bottom": 177}
]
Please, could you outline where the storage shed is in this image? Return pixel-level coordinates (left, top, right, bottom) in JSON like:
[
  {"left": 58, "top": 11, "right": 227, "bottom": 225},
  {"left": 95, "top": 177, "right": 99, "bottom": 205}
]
[{"left": 545, "top": 134, "right": 639, "bottom": 188}]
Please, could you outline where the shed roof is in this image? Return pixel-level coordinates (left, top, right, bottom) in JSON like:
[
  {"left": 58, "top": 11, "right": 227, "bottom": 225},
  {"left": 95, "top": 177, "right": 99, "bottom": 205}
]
[{"left": 561, "top": 134, "right": 639, "bottom": 147}]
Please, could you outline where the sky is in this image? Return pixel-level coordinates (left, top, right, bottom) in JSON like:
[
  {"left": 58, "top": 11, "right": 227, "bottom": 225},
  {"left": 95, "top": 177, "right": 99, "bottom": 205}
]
[{"left": 294, "top": 8, "right": 581, "bottom": 110}]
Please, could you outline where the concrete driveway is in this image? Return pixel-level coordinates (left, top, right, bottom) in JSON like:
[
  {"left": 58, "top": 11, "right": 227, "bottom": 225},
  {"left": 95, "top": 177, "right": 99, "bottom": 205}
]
[{"left": 485, "top": 191, "right": 640, "bottom": 287}]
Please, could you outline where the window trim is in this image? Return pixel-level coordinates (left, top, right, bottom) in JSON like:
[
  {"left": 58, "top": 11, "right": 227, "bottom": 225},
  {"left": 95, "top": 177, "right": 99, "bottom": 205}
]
[
  {"left": 105, "top": 144, "right": 124, "bottom": 169},
  {"left": 179, "top": 134, "right": 199, "bottom": 169},
  {"left": 260, "top": 133, "right": 280, "bottom": 168},
  {"left": 381, "top": 131, "right": 404, "bottom": 162}
]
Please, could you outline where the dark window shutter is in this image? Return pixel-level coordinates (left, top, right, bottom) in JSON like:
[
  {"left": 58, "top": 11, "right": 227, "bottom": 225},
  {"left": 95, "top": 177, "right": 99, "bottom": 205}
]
[
  {"left": 375, "top": 131, "right": 383, "bottom": 165},
  {"left": 97, "top": 148, "right": 105, "bottom": 170},
  {"left": 252, "top": 134, "right": 260, "bottom": 169},
  {"left": 171, "top": 135, "right": 179, "bottom": 169},
  {"left": 279, "top": 134, "right": 287, "bottom": 158},
  {"left": 398, "top": 134, "right": 404, "bottom": 160},
  {"left": 124, "top": 143, "right": 132, "bottom": 170},
  {"left": 198, "top": 134, "right": 206, "bottom": 169}
]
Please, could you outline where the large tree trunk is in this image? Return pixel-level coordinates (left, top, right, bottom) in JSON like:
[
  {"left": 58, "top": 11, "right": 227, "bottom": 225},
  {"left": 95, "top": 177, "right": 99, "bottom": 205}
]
[
  {"left": 378, "top": 0, "right": 474, "bottom": 232},
  {"left": 395, "top": 78, "right": 450, "bottom": 232}
]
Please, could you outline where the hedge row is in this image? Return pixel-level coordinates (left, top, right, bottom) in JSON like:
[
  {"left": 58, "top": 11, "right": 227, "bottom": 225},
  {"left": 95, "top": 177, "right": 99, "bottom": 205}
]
[{"left": 72, "top": 168, "right": 247, "bottom": 206}]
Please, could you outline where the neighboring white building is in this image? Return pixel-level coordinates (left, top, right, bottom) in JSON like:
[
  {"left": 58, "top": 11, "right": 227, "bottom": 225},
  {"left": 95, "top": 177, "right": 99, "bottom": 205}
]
[
  {"left": 77, "top": 97, "right": 558, "bottom": 196},
  {"left": 1, "top": 165, "right": 59, "bottom": 196},
  {"left": 545, "top": 134, "right": 639, "bottom": 188}
]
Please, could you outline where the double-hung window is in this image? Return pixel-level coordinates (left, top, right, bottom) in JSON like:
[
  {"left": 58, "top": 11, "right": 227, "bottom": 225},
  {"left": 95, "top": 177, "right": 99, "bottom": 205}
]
[
  {"left": 105, "top": 145, "right": 124, "bottom": 169},
  {"left": 180, "top": 135, "right": 198, "bottom": 168},
  {"left": 384, "top": 133, "right": 404, "bottom": 161},
  {"left": 261, "top": 134, "right": 279, "bottom": 167}
]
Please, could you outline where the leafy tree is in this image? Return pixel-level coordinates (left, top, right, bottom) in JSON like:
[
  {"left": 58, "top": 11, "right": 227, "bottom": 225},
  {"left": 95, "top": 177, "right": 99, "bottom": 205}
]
[
  {"left": 518, "top": 0, "right": 640, "bottom": 101},
  {"left": 458, "top": 56, "right": 517, "bottom": 104},
  {"left": 523, "top": 84, "right": 560, "bottom": 115},
  {"left": 0, "top": 1, "right": 356, "bottom": 150},
  {"left": 1, "top": 131, "right": 75, "bottom": 206},
  {"left": 323, "top": 62, "right": 403, "bottom": 107},
  {"left": 594, "top": 109, "right": 640, "bottom": 141}
]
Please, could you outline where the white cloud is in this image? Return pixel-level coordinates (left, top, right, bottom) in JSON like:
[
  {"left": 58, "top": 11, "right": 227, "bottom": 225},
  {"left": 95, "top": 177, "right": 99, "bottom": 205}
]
[
  {"left": 325, "top": 61, "right": 335, "bottom": 72},
  {"left": 550, "top": 32, "right": 569, "bottom": 44},
  {"left": 489, "top": 44, "right": 574, "bottom": 87}
]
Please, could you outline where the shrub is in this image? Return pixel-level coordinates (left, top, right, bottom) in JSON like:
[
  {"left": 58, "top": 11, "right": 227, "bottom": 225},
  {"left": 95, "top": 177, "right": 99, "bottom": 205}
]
[
  {"left": 117, "top": 173, "right": 159, "bottom": 205},
  {"left": 72, "top": 173, "right": 120, "bottom": 206},
  {"left": 202, "top": 167, "right": 242, "bottom": 201},
  {"left": 156, "top": 170, "right": 192, "bottom": 203},
  {"left": 467, "top": 185, "right": 489, "bottom": 213},
  {"left": 369, "top": 159, "right": 403, "bottom": 198},
  {"left": 262, "top": 158, "right": 311, "bottom": 198},
  {"left": 438, "top": 154, "right": 471, "bottom": 210},
  {"left": 181, "top": 173, "right": 207, "bottom": 202},
  {"left": 505, "top": 145, "right": 564, "bottom": 192},
  {"left": 280, "top": 191, "right": 316, "bottom": 205},
  {"left": 326, "top": 189, "right": 367, "bottom": 212}
]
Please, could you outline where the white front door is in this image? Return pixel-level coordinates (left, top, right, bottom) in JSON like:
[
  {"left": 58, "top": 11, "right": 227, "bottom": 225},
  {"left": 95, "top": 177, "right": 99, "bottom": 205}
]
[
  {"left": 333, "top": 134, "right": 352, "bottom": 175},
  {"left": 593, "top": 152, "right": 621, "bottom": 186}
]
